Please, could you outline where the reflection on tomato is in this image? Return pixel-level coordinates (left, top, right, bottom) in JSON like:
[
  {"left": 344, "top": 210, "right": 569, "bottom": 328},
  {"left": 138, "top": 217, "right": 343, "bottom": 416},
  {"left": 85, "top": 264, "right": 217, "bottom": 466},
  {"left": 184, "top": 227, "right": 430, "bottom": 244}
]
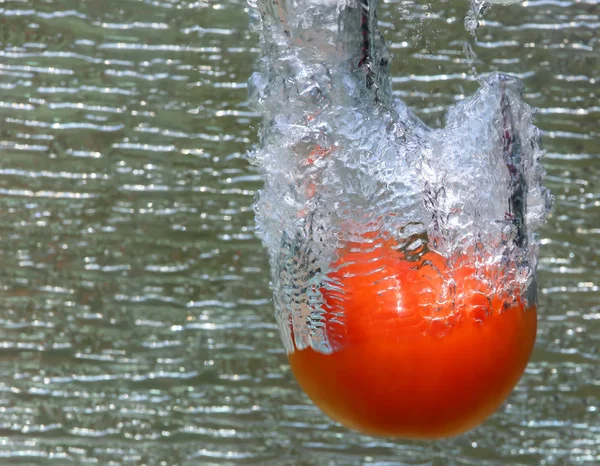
[{"left": 288, "top": 239, "right": 537, "bottom": 439}]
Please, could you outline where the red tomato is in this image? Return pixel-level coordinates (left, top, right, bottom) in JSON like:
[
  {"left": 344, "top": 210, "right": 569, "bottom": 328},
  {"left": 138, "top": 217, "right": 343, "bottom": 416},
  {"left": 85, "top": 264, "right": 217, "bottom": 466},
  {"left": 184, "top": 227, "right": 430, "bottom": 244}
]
[{"left": 288, "top": 239, "right": 537, "bottom": 439}]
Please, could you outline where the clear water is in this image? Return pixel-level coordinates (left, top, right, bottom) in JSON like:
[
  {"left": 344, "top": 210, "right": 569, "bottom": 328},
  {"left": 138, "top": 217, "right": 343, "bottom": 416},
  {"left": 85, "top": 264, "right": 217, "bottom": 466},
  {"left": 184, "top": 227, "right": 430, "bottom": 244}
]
[
  {"left": 0, "top": 0, "right": 597, "bottom": 465},
  {"left": 248, "top": 0, "right": 550, "bottom": 354}
]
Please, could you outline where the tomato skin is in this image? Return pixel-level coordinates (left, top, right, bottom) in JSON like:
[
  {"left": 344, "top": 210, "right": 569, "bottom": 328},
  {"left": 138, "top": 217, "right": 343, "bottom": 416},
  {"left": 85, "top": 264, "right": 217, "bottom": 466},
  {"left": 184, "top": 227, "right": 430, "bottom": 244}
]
[{"left": 287, "top": 241, "right": 537, "bottom": 439}]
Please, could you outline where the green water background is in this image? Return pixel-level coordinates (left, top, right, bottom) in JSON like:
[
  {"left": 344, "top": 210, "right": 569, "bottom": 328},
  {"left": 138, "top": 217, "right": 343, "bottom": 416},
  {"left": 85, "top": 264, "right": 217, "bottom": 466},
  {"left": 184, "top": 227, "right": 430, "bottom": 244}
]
[{"left": 0, "top": 0, "right": 598, "bottom": 464}]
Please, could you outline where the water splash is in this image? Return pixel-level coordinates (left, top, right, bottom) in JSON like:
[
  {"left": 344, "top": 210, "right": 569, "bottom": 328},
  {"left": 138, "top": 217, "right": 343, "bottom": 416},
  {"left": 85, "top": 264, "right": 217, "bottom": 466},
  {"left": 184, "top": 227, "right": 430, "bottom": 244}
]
[
  {"left": 465, "top": 0, "right": 489, "bottom": 36},
  {"left": 247, "top": 0, "right": 551, "bottom": 354},
  {"left": 464, "top": 0, "right": 523, "bottom": 71}
]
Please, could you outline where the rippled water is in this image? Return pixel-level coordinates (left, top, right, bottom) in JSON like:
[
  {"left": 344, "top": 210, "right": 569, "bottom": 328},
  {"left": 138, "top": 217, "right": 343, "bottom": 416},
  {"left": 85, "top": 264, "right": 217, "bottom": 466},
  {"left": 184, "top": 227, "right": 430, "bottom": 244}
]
[{"left": 0, "top": 0, "right": 597, "bottom": 465}]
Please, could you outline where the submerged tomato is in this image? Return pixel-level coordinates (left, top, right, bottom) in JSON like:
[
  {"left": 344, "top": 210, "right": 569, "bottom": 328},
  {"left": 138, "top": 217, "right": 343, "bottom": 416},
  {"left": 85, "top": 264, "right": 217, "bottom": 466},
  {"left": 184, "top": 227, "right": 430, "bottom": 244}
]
[{"left": 288, "top": 239, "right": 537, "bottom": 439}]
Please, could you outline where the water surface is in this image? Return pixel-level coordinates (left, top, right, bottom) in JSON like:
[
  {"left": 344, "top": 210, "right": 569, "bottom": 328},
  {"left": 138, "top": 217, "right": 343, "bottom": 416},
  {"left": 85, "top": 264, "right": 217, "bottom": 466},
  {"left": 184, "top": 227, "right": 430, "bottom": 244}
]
[{"left": 0, "top": 0, "right": 598, "bottom": 465}]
